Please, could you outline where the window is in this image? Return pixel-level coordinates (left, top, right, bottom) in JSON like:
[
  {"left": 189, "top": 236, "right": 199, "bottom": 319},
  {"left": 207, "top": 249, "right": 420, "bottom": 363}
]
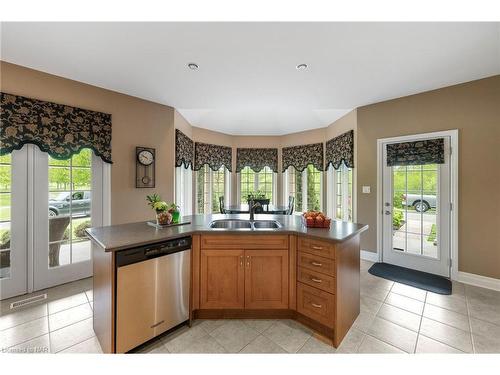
[
  {"left": 239, "top": 166, "right": 275, "bottom": 203},
  {"left": 48, "top": 149, "right": 92, "bottom": 267},
  {"left": 196, "top": 165, "right": 229, "bottom": 214},
  {"left": 175, "top": 167, "right": 192, "bottom": 216},
  {"left": 0, "top": 153, "right": 12, "bottom": 279},
  {"left": 328, "top": 164, "right": 353, "bottom": 221},
  {"left": 285, "top": 165, "right": 322, "bottom": 213}
]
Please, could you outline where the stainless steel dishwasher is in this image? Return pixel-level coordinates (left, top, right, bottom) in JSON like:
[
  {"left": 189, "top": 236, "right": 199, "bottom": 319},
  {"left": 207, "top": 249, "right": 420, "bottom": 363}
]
[{"left": 115, "top": 236, "right": 191, "bottom": 353}]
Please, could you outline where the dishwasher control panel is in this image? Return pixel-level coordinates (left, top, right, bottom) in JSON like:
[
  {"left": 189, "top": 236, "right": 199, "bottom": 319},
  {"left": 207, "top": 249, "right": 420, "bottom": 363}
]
[{"left": 116, "top": 236, "right": 191, "bottom": 267}]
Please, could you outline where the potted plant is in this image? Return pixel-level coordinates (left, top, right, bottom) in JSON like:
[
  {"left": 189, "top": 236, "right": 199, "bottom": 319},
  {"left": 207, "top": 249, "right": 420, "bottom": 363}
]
[
  {"left": 246, "top": 190, "right": 270, "bottom": 206},
  {"left": 146, "top": 193, "right": 172, "bottom": 225}
]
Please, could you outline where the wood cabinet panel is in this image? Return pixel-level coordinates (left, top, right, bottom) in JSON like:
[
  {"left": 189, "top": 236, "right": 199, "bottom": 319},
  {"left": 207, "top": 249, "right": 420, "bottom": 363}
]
[
  {"left": 200, "top": 249, "right": 245, "bottom": 309},
  {"left": 201, "top": 234, "right": 288, "bottom": 250},
  {"left": 298, "top": 267, "right": 336, "bottom": 294},
  {"left": 244, "top": 250, "right": 289, "bottom": 309},
  {"left": 297, "top": 282, "right": 335, "bottom": 328},
  {"left": 297, "top": 251, "right": 335, "bottom": 276},
  {"left": 298, "top": 237, "right": 336, "bottom": 259}
]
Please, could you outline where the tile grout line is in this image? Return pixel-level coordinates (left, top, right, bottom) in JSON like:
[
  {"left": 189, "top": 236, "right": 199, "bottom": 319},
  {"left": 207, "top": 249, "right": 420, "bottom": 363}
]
[
  {"left": 465, "top": 290, "right": 476, "bottom": 353},
  {"left": 413, "top": 291, "right": 427, "bottom": 353},
  {"left": 55, "top": 334, "right": 97, "bottom": 354}
]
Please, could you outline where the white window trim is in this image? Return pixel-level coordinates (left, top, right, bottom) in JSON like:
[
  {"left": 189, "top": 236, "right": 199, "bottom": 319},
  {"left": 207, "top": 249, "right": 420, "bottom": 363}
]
[
  {"left": 195, "top": 166, "right": 230, "bottom": 214},
  {"left": 175, "top": 167, "right": 193, "bottom": 216},
  {"left": 283, "top": 166, "right": 323, "bottom": 214},
  {"left": 327, "top": 165, "right": 352, "bottom": 222},
  {"left": 237, "top": 167, "right": 275, "bottom": 205}
]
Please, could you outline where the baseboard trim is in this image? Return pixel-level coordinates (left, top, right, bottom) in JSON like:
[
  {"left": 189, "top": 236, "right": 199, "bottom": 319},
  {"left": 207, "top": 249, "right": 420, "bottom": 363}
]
[
  {"left": 360, "top": 250, "right": 379, "bottom": 262},
  {"left": 455, "top": 271, "right": 500, "bottom": 292}
]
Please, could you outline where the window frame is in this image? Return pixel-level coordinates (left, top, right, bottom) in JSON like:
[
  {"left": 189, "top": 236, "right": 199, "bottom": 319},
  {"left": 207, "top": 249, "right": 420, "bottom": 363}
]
[
  {"left": 195, "top": 165, "right": 230, "bottom": 214},
  {"left": 237, "top": 166, "right": 276, "bottom": 205},
  {"left": 327, "top": 164, "right": 353, "bottom": 222},
  {"left": 284, "top": 165, "right": 323, "bottom": 213}
]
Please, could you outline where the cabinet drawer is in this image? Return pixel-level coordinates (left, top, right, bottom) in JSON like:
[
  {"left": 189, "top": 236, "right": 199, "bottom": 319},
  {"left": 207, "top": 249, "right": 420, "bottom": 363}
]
[
  {"left": 298, "top": 237, "right": 335, "bottom": 259},
  {"left": 298, "top": 267, "right": 335, "bottom": 294},
  {"left": 297, "top": 282, "right": 335, "bottom": 328},
  {"left": 201, "top": 235, "right": 288, "bottom": 250},
  {"left": 297, "top": 251, "right": 335, "bottom": 276}
]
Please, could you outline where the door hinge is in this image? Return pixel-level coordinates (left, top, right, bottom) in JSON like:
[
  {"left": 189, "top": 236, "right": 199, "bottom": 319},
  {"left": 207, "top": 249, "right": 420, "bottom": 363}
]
[
  {"left": 449, "top": 259, "right": 453, "bottom": 268},
  {"left": 450, "top": 202, "right": 453, "bottom": 211},
  {"left": 449, "top": 146, "right": 452, "bottom": 155}
]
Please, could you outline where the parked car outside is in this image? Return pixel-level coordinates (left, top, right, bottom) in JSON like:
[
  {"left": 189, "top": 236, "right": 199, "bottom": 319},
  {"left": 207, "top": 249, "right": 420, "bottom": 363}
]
[
  {"left": 49, "top": 191, "right": 91, "bottom": 217},
  {"left": 401, "top": 193, "right": 436, "bottom": 212}
]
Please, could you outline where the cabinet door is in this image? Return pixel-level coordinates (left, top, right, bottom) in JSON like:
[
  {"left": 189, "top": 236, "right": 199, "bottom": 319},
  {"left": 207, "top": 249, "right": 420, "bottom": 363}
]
[
  {"left": 200, "top": 249, "right": 245, "bottom": 309},
  {"left": 244, "top": 250, "right": 289, "bottom": 309}
]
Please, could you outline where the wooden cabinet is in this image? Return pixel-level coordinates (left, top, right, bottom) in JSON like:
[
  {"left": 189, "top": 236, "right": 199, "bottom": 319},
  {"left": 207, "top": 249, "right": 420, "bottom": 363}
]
[
  {"left": 245, "top": 250, "right": 288, "bottom": 309},
  {"left": 199, "top": 235, "right": 289, "bottom": 310},
  {"left": 297, "top": 283, "right": 335, "bottom": 328},
  {"left": 200, "top": 249, "right": 245, "bottom": 309}
]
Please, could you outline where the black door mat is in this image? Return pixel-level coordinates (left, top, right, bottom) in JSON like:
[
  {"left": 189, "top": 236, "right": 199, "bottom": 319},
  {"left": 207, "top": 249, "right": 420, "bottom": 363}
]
[{"left": 368, "top": 262, "right": 452, "bottom": 295}]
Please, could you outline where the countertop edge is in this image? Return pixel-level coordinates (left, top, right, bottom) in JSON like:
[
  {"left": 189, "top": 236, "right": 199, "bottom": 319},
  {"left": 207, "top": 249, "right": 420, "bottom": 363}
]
[{"left": 86, "top": 224, "right": 369, "bottom": 253}]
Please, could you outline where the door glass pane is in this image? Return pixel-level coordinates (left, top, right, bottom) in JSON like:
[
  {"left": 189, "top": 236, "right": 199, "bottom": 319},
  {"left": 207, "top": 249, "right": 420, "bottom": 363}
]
[
  {"left": 48, "top": 149, "right": 92, "bottom": 268},
  {"left": 306, "top": 165, "right": 321, "bottom": 211},
  {"left": 0, "top": 154, "right": 12, "bottom": 279},
  {"left": 392, "top": 164, "right": 438, "bottom": 258}
]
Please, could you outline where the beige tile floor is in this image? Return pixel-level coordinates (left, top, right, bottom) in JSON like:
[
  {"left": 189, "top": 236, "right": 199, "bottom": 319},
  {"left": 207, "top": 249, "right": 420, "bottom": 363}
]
[{"left": 1, "top": 260, "right": 499, "bottom": 354}]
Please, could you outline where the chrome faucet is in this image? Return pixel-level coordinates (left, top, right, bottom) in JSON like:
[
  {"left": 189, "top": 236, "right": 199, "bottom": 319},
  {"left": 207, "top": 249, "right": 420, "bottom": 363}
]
[{"left": 249, "top": 200, "right": 261, "bottom": 221}]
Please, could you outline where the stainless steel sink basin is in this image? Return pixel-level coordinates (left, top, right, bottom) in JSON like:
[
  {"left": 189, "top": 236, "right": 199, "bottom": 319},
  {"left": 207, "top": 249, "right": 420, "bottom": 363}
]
[
  {"left": 209, "top": 220, "right": 253, "bottom": 229},
  {"left": 252, "top": 220, "right": 282, "bottom": 229},
  {"left": 208, "top": 219, "right": 282, "bottom": 230}
]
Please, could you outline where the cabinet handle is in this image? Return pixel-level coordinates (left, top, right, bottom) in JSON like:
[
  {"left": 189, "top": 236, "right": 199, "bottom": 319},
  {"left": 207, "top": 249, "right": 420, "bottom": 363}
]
[
  {"left": 240, "top": 256, "right": 243, "bottom": 267},
  {"left": 311, "top": 303, "right": 322, "bottom": 308},
  {"left": 310, "top": 261, "right": 323, "bottom": 267},
  {"left": 312, "top": 246, "right": 323, "bottom": 250},
  {"left": 246, "top": 256, "right": 251, "bottom": 267},
  {"left": 310, "top": 278, "right": 322, "bottom": 283}
]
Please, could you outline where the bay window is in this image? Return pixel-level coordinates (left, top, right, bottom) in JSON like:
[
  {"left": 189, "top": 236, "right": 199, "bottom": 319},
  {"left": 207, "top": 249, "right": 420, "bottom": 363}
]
[
  {"left": 196, "top": 165, "right": 230, "bottom": 214},
  {"left": 327, "top": 164, "right": 353, "bottom": 221},
  {"left": 239, "top": 166, "right": 275, "bottom": 203},
  {"left": 284, "top": 165, "right": 323, "bottom": 213},
  {"left": 175, "top": 166, "right": 193, "bottom": 216}
]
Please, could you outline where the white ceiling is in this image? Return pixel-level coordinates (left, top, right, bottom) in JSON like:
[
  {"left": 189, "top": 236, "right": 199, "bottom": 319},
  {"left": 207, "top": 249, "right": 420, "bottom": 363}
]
[{"left": 1, "top": 22, "right": 499, "bottom": 135}]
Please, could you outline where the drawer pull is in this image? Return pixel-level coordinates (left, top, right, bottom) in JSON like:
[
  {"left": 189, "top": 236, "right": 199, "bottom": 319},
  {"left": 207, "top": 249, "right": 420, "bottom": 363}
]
[
  {"left": 310, "top": 277, "right": 322, "bottom": 283},
  {"left": 310, "top": 261, "right": 323, "bottom": 267},
  {"left": 312, "top": 246, "right": 323, "bottom": 250},
  {"left": 311, "top": 303, "right": 322, "bottom": 308}
]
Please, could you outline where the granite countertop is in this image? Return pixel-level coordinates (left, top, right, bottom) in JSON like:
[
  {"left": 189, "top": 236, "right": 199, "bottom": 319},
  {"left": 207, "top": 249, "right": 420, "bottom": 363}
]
[{"left": 86, "top": 214, "right": 369, "bottom": 252}]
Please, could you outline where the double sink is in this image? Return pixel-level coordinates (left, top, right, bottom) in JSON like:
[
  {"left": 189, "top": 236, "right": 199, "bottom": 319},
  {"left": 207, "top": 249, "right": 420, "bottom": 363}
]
[{"left": 208, "top": 219, "right": 282, "bottom": 230}]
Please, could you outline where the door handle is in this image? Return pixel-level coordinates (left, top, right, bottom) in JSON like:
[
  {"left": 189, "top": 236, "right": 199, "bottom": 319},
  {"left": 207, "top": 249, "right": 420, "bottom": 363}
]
[
  {"left": 246, "top": 256, "right": 251, "bottom": 267},
  {"left": 240, "top": 256, "right": 243, "bottom": 267},
  {"left": 150, "top": 320, "right": 165, "bottom": 329}
]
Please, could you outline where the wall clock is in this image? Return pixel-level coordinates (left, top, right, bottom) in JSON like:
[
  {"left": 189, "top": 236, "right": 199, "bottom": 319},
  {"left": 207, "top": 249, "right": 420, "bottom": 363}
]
[{"left": 136, "top": 147, "right": 155, "bottom": 188}]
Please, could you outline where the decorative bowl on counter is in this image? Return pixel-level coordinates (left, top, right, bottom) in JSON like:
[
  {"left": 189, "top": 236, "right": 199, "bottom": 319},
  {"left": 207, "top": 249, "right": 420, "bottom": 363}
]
[{"left": 301, "top": 210, "right": 331, "bottom": 228}]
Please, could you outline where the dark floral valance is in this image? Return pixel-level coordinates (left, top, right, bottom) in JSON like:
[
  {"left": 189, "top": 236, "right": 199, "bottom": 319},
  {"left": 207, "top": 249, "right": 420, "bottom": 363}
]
[
  {"left": 236, "top": 148, "right": 278, "bottom": 173},
  {"left": 0, "top": 92, "right": 112, "bottom": 163},
  {"left": 194, "top": 142, "right": 232, "bottom": 172},
  {"left": 175, "top": 129, "right": 194, "bottom": 169},
  {"left": 326, "top": 130, "right": 354, "bottom": 170},
  {"left": 386, "top": 138, "right": 445, "bottom": 166},
  {"left": 282, "top": 142, "right": 323, "bottom": 172}
]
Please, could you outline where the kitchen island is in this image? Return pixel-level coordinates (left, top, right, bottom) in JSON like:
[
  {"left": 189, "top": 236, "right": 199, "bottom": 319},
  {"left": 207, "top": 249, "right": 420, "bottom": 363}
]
[{"left": 86, "top": 214, "right": 368, "bottom": 353}]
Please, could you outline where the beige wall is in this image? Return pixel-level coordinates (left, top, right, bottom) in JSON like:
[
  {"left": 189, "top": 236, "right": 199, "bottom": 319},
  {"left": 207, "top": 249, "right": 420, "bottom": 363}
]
[
  {"left": 357, "top": 76, "right": 500, "bottom": 278},
  {"left": 1, "top": 62, "right": 176, "bottom": 225}
]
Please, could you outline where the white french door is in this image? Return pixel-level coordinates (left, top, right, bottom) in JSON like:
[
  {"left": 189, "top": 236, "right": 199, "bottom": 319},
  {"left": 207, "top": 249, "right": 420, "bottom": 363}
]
[
  {"left": 0, "top": 149, "right": 28, "bottom": 299},
  {"left": 0, "top": 145, "right": 107, "bottom": 299},
  {"left": 381, "top": 135, "right": 452, "bottom": 277}
]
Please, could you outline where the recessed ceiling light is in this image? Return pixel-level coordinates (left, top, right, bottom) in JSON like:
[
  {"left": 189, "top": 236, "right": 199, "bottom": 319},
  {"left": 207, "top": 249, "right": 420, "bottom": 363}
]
[
  {"left": 187, "top": 63, "right": 199, "bottom": 70},
  {"left": 296, "top": 63, "right": 308, "bottom": 70}
]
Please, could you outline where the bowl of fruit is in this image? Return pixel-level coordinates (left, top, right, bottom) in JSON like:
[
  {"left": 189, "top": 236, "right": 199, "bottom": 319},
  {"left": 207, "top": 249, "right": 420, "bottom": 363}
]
[{"left": 301, "top": 211, "right": 332, "bottom": 229}]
